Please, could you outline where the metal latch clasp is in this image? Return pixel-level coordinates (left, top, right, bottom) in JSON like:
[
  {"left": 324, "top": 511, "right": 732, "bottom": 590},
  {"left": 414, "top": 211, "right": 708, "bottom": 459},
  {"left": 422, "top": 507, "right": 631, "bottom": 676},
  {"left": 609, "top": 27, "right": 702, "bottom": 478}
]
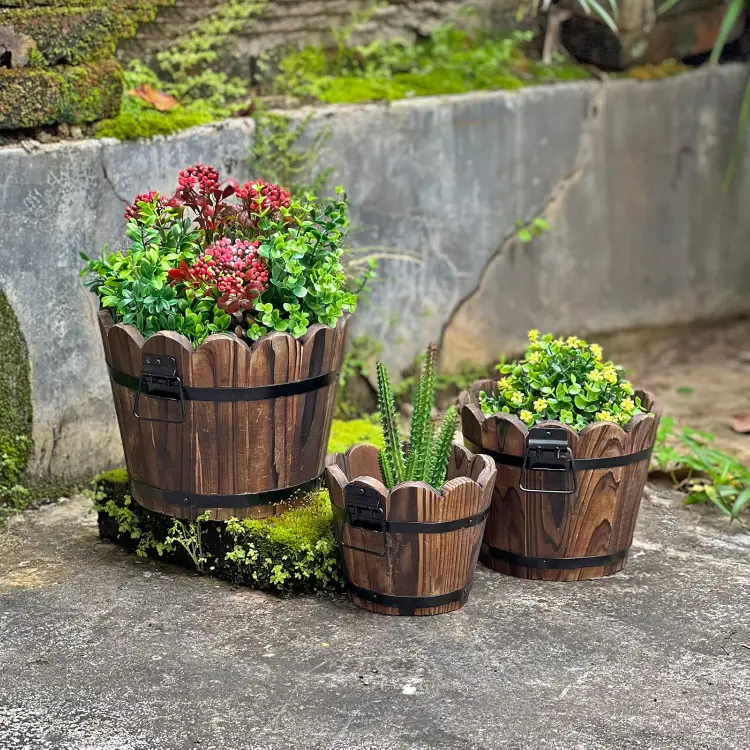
[
  {"left": 133, "top": 355, "right": 186, "bottom": 423},
  {"left": 519, "top": 427, "right": 577, "bottom": 495},
  {"left": 342, "top": 484, "right": 387, "bottom": 556}
]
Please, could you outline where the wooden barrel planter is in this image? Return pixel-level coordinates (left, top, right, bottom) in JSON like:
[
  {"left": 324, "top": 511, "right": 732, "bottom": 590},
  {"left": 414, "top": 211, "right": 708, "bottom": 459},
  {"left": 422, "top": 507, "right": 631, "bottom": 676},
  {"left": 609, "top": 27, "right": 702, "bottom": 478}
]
[
  {"left": 459, "top": 381, "right": 661, "bottom": 581},
  {"left": 98, "top": 309, "right": 349, "bottom": 521},
  {"left": 325, "top": 443, "right": 496, "bottom": 615}
]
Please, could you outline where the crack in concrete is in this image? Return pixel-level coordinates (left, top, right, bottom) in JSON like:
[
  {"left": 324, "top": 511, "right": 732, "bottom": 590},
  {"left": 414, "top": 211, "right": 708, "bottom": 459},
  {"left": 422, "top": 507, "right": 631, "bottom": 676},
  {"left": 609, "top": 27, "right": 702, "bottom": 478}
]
[
  {"left": 100, "top": 153, "right": 130, "bottom": 206},
  {"left": 437, "top": 86, "right": 603, "bottom": 358}
]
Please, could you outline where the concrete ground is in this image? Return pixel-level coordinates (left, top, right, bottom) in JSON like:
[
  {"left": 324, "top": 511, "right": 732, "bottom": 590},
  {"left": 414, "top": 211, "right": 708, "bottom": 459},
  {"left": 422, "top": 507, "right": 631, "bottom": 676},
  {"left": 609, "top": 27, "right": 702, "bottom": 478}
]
[
  {"left": 1, "top": 484, "right": 749, "bottom": 750},
  {"left": 2, "top": 318, "right": 750, "bottom": 750}
]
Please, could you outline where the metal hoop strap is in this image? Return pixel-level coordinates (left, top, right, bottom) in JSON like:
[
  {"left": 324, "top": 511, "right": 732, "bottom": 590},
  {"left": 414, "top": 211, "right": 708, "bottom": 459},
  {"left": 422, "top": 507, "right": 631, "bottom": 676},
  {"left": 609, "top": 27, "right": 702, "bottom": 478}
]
[
  {"left": 464, "top": 440, "right": 653, "bottom": 471},
  {"left": 346, "top": 581, "right": 473, "bottom": 613},
  {"left": 130, "top": 474, "right": 324, "bottom": 509},
  {"left": 109, "top": 365, "right": 338, "bottom": 402},
  {"left": 481, "top": 544, "right": 629, "bottom": 570}
]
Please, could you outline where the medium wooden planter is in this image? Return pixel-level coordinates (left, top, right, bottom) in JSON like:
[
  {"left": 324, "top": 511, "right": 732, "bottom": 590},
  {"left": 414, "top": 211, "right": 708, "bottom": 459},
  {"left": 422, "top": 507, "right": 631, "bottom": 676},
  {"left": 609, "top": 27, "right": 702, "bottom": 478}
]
[
  {"left": 325, "top": 443, "right": 496, "bottom": 616},
  {"left": 98, "top": 309, "right": 349, "bottom": 521},
  {"left": 459, "top": 381, "right": 661, "bottom": 581}
]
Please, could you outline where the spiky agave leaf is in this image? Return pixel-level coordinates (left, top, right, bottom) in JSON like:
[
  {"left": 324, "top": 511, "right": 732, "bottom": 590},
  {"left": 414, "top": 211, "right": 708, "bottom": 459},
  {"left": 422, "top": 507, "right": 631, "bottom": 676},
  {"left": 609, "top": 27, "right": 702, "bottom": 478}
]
[
  {"left": 405, "top": 344, "right": 437, "bottom": 482},
  {"left": 376, "top": 361, "right": 405, "bottom": 487},
  {"left": 427, "top": 405, "right": 458, "bottom": 488}
]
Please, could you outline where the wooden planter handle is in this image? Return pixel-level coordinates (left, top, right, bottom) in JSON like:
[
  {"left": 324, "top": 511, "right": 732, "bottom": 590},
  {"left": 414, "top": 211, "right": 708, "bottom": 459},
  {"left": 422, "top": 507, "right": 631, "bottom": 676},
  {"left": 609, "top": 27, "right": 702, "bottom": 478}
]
[
  {"left": 326, "top": 443, "right": 496, "bottom": 615},
  {"left": 99, "top": 309, "right": 349, "bottom": 521},
  {"left": 459, "top": 380, "right": 661, "bottom": 581}
]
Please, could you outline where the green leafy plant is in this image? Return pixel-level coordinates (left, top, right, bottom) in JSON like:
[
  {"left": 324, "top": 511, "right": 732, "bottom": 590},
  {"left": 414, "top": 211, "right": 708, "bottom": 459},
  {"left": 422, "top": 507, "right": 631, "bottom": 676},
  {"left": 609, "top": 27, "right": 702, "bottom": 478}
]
[
  {"left": 479, "top": 331, "right": 645, "bottom": 430},
  {"left": 82, "top": 166, "right": 361, "bottom": 345},
  {"left": 165, "top": 511, "right": 212, "bottom": 573},
  {"left": 515, "top": 216, "right": 550, "bottom": 244},
  {"left": 376, "top": 344, "right": 458, "bottom": 489},
  {"left": 651, "top": 416, "right": 750, "bottom": 522}
]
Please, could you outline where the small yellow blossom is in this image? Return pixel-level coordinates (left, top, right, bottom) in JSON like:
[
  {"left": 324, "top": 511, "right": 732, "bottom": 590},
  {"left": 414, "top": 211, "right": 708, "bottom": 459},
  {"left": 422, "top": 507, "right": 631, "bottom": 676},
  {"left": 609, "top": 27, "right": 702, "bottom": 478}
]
[
  {"left": 527, "top": 351, "right": 542, "bottom": 364},
  {"left": 602, "top": 367, "right": 617, "bottom": 384},
  {"left": 509, "top": 391, "right": 525, "bottom": 406},
  {"left": 620, "top": 397, "right": 635, "bottom": 412},
  {"left": 595, "top": 411, "right": 613, "bottom": 422},
  {"left": 533, "top": 398, "right": 547, "bottom": 413},
  {"left": 520, "top": 410, "right": 534, "bottom": 424},
  {"left": 497, "top": 377, "right": 512, "bottom": 389},
  {"left": 589, "top": 343, "right": 603, "bottom": 360},
  {"left": 528, "top": 329, "right": 540, "bottom": 342},
  {"left": 566, "top": 336, "right": 580, "bottom": 347},
  {"left": 587, "top": 370, "right": 602, "bottom": 383}
]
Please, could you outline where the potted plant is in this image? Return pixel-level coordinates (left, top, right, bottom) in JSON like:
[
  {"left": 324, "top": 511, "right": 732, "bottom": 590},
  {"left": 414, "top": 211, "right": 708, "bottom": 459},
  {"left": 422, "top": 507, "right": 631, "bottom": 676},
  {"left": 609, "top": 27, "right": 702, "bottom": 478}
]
[
  {"left": 326, "top": 345, "right": 496, "bottom": 616},
  {"left": 459, "top": 331, "right": 661, "bottom": 581},
  {"left": 82, "top": 165, "right": 360, "bottom": 521}
]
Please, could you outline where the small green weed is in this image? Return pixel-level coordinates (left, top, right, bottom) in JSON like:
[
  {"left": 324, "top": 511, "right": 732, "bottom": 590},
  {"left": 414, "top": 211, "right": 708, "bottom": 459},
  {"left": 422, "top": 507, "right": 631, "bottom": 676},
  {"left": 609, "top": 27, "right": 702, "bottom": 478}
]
[{"left": 651, "top": 416, "right": 750, "bottom": 522}]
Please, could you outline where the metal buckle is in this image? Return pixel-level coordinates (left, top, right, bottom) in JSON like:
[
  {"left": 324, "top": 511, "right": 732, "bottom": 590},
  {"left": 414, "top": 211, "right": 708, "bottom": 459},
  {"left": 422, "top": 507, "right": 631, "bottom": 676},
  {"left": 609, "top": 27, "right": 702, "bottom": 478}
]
[
  {"left": 342, "top": 484, "right": 387, "bottom": 556},
  {"left": 519, "top": 427, "right": 577, "bottom": 495},
  {"left": 132, "top": 355, "right": 186, "bottom": 423}
]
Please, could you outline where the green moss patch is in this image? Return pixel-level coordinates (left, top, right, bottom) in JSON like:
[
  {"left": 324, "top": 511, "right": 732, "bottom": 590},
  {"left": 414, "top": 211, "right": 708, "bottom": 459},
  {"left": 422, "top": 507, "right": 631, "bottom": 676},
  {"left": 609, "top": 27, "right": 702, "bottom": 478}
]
[
  {"left": 328, "top": 418, "right": 382, "bottom": 454},
  {"left": 0, "top": 59, "right": 123, "bottom": 129},
  {"left": 267, "top": 27, "right": 592, "bottom": 105},
  {"left": 0, "top": 291, "right": 32, "bottom": 509},
  {"left": 95, "top": 471, "right": 343, "bottom": 594}
]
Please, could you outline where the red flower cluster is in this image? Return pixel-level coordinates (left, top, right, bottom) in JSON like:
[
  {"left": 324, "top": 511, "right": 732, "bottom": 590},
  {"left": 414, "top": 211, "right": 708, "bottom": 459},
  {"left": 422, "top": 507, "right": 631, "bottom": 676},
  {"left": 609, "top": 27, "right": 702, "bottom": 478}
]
[
  {"left": 237, "top": 180, "right": 291, "bottom": 226},
  {"left": 124, "top": 190, "right": 167, "bottom": 221},
  {"left": 175, "top": 164, "right": 221, "bottom": 198},
  {"left": 168, "top": 238, "right": 269, "bottom": 312}
]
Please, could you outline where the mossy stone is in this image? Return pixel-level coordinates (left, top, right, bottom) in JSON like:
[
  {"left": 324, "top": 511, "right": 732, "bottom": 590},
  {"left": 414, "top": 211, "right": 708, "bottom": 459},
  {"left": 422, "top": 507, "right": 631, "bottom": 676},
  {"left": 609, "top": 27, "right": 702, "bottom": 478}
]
[
  {"left": 0, "top": 290, "right": 32, "bottom": 505},
  {"left": 0, "top": 59, "right": 123, "bottom": 129}
]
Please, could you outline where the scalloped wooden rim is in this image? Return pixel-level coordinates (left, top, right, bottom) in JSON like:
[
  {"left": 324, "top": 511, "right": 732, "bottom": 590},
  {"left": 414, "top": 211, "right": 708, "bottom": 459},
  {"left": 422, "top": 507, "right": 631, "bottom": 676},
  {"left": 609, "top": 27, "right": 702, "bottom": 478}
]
[
  {"left": 98, "top": 308, "right": 350, "bottom": 358},
  {"left": 459, "top": 379, "right": 661, "bottom": 441},
  {"left": 326, "top": 441, "right": 496, "bottom": 498}
]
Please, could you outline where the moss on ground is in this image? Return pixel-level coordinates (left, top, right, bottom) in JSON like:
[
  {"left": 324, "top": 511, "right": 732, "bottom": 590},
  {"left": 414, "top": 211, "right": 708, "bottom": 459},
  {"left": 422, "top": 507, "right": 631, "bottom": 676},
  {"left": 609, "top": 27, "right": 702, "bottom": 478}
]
[
  {"left": 94, "top": 418, "right": 387, "bottom": 590},
  {"left": 0, "top": 59, "right": 123, "bottom": 129},
  {"left": 328, "top": 418, "right": 383, "bottom": 454},
  {"left": 0, "top": 291, "right": 33, "bottom": 509}
]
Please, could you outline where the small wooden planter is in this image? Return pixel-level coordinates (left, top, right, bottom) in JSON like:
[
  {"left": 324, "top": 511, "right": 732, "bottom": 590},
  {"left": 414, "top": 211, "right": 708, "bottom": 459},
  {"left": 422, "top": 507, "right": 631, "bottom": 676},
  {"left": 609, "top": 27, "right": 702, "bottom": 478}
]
[
  {"left": 459, "top": 381, "right": 661, "bottom": 581},
  {"left": 98, "top": 310, "right": 349, "bottom": 521},
  {"left": 325, "top": 443, "right": 496, "bottom": 616}
]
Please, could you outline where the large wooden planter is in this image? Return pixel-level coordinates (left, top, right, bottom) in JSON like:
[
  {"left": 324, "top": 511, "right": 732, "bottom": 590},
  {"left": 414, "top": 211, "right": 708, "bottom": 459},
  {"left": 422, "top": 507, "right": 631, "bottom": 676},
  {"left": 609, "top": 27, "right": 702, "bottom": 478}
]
[
  {"left": 325, "top": 443, "right": 496, "bottom": 616},
  {"left": 459, "top": 381, "right": 660, "bottom": 581},
  {"left": 98, "top": 310, "right": 349, "bottom": 521}
]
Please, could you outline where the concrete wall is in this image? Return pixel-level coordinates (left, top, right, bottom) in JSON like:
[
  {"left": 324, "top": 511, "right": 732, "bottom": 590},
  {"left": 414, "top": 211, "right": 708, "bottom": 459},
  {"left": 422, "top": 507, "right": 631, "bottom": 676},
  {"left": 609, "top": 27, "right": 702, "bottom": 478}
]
[{"left": 1, "top": 65, "right": 749, "bottom": 479}]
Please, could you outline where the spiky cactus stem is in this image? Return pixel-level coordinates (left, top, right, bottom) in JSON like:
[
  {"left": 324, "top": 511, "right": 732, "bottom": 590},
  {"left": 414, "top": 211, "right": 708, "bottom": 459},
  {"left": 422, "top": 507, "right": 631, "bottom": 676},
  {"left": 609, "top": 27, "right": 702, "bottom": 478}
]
[
  {"left": 376, "top": 361, "right": 405, "bottom": 486},
  {"left": 405, "top": 344, "right": 437, "bottom": 483},
  {"left": 427, "top": 405, "right": 458, "bottom": 488}
]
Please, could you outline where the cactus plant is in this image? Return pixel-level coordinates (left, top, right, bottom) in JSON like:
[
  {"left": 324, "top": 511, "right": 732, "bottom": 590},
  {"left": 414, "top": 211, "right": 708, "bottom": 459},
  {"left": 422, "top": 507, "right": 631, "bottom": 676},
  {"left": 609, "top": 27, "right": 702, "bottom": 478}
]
[{"left": 376, "top": 344, "right": 458, "bottom": 489}]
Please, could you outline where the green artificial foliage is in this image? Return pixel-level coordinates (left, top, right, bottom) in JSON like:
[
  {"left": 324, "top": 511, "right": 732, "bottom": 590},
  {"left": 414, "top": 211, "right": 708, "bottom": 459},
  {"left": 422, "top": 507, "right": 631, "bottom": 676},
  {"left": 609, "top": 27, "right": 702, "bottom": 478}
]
[
  {"left": 377, "top": 345, "right": 458, "bottom": 489},
  {"left": 479, "top": 331, "right": 645, "bottom": 430}
]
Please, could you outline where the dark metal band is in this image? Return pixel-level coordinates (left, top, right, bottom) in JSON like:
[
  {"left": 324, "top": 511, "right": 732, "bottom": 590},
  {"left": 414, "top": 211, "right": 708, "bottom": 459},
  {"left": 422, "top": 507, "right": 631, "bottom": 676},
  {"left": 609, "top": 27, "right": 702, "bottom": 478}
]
[
  {"left": 347, "top": 581, "right": 473, "bottom": 612},
  {"left": 464, "top": 440, "right": 653, "bottom": 471},
  {"left": 109, "top": 366, "right": 338, "bottom": 402},
  {"left": 334, "top": 505, "right": 490, "bottom": 534},
  {"left": 130, "top": 474, "right": 323, "bottom": 509},
  {"left": 481, "top": 543, "right": 629, "bottom": 570}
]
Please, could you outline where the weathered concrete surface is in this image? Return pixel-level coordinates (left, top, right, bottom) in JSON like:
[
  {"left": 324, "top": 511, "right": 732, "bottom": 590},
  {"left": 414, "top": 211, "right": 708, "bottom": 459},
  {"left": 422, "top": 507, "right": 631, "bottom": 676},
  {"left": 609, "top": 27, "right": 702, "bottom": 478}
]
[
  {"left": 0, "top": 485, "right": 748, "bottom": 749},
  {"left": 298, "top": 65, "right": 750, "bottom": 374},
  {"left": 3, "top": 66, "right": 750, "bottom": 480},
  {"left": 0, "top": 119, "right": 254, "bottom": 480}
]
